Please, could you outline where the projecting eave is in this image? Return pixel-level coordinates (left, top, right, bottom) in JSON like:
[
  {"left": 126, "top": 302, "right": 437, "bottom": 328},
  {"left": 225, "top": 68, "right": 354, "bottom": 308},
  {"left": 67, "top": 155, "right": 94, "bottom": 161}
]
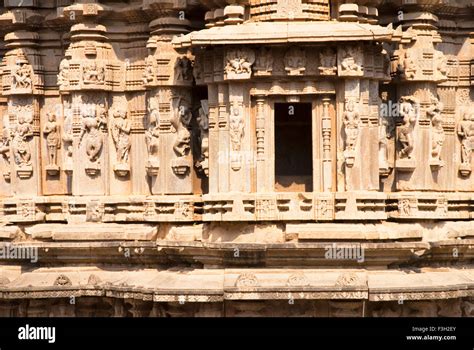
[{"left": 172, "top": 21, "right": 394, "bottom": 49}]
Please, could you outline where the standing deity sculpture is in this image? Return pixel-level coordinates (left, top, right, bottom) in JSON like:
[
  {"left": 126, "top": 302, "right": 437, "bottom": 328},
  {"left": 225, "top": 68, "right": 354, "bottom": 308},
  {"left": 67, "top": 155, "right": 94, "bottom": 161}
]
[
  {"left": 143, "top": 55, "right": 155, "bottom": 84},
  {"left": 43, "top": 112, "right": 61, "bottom": 175},
  {"left": 457, "top": 110, "right": 474, "bottom": 176},
  {"left": 398, "top": 97, "right": 418, "bottom": 159},
  {"left": 229, "top": 104, "right": 244, "bottom": 171},
  {"left": 62, "top": 98, "right": 74, "bottom": 174},
  {"left": 195, "top": 100, "right": 209, "bottom": 176},
  {"left": 171, "top": 99, "right": 192, "bottom": 175},
  {"left": 402, "top": 51, "right": 417, "bottom": 79},
  {"left": 79, "top": 102, "right": 107, "bottom": 175},
  {"left": 378, "top": 115, "right": 393, "bottom": 176},
  {"left": 57, "top": 50, "right": 71, "bottom": 89},
  {"left": 12, "top": 113, "right": 34, "bottom": 178},
  {"left": 427, "top": 98, "right": 445, "bottom": 169},
  {"left": 0, "top": 121, "right": 11, "bottom": 181},
  {"left": 145, "top": 107, "right": 160, "bottom": 176},
  {"left": 110, "top": 109, "right": 131, "bottom": 176},
  {"left": 343, "top": 99, "right": 360, "bottom": 167}
]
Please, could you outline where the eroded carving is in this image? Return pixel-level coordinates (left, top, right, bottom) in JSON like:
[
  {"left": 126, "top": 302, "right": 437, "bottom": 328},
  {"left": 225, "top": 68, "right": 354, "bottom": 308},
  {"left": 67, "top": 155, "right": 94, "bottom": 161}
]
[
  {"left": 12, "top": 107, "right": 34, "bottom": 178},
  {"left": 339, "top": 46, "right": 363, "bottom": 76},
  {"left": 171, "top": 98, "right": 192, "bottom": 176},
  {"left": 397, "top": 96, "right": 418, "bottom": 170},
  {"left": 284, "top": 47, "right": 306, "bottom": 76},
  {"left": 79, "top": 98, "right": 107, "bottom": 176},
  {"left": 175, "top": 56, "right": 193, "bottom": 82},
  {"left": 319, "top": 47, "right": 337, "bottom": 75},
  {"left": 457, "top": 110, "right": 474, "bottom": 176},
  {"left": 225, "top": 49, "right": 255, "bottom": 80},
  {"left": 427, "top": 98, "right": 445, "bottom": 169},
  {"left": 43, "top": 112, "right": 61, "bottom": 175},
  {"left": 145, "top": 105, "right": 160, "bottom": 176},
  {"left": 229, "top": 104, "right": 244, "bottom": 171},
  {"left": 195, "top": 100, "right": 209, "bottom": 176},
  {"left": 343, "top": 99, "right": 360, "bottom": 167},
  {"left": 110, "top": 109, "right": 131, "bottom": 177}
]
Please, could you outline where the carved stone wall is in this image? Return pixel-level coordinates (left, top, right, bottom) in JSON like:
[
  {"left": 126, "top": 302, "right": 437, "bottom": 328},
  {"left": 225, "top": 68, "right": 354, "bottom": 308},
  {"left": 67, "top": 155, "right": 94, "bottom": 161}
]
[{"left": 0, "top": 0, "right": 472, "bottom": 317}]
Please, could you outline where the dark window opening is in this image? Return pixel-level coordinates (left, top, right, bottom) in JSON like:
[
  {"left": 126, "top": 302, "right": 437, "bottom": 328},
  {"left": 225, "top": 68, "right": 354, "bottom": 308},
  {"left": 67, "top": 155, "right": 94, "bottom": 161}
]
[{"left": 274, "top": 103, "right": 313, "bottom": 192}]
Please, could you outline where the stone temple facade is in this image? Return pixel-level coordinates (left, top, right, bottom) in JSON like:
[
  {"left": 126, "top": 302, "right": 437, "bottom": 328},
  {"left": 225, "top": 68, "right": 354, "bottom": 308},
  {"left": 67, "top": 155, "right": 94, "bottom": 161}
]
[{"left": 0, "top": 0, "right": 472, "bottom": 317}]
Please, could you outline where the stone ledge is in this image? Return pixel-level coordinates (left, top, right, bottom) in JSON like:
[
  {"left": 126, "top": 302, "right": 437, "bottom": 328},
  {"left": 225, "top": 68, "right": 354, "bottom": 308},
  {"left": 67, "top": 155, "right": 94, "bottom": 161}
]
[{"left": 0, "top": 266, "right": 472, "bottom": 302}]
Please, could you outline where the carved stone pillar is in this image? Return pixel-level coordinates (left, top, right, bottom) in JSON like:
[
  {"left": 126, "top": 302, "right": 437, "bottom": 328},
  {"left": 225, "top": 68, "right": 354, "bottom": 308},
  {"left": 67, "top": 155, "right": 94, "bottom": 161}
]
[
  {"left": 207, "top": 84, "right": 219, "bottom": 193},
  {"left": 3, "top": 31, "right": 44, "bottom": 196},
  {"left": 143, "top": 14, "right": 194, "bottom": 195},
  {"left": 321, "top": 97, "right": 333, "bottom": 192},
  {"left": 255, "top": 96, "right": 266, "bottom": 192},
  {"left": 391, "top": 10, "right": 450, "bottom": 191},
  {"left": 217, "top": 83, "right": 229, "bottom": 193}
]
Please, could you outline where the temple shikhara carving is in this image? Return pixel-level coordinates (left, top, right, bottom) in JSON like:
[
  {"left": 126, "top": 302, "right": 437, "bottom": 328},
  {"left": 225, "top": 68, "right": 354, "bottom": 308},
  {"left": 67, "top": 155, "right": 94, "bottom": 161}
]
[{"left": 0, "top": 0, "right": 472, "bottom": 317}]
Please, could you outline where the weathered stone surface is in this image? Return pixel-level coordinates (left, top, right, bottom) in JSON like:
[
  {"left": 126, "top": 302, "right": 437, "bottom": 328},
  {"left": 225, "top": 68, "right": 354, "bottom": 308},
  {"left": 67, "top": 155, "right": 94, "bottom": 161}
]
[{"left": 0, "top": 0, "right": 472, "bottom": 317}]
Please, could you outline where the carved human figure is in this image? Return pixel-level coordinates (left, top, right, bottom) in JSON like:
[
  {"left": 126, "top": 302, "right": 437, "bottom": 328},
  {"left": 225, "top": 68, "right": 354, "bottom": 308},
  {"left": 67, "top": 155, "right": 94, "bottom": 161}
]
[
  {"left": 0, "top": 124, "right": 11, "bottom": 180},
  {"left": 427, "top": 99, "right": 445, "bottom": 165},
  {"left": 284, "top": 47, "right": 305, "bottom": 74},
  {"left": 343, "top": 100, "right": 360, "bottom": 152},
  {"left": 175, "top": 56, "right": 193, "bottom": 81},
  {"left": 12, "top": 114, "right": 33, "bottom": 167},
  {"left": 83, "top": 62, "right": 105, "bottom": 84},
  {"left": 341, "top": 47, "right": 362, "bottom": 74},
  {"left": 254, "top": 48, "right": 273, "bottom": 74},
  {"left": 0, "top": 126, "right": 11, "bottom": 166},
  {"left": 171, "top": 103, "right": 192, "bottom": 157},
  {"left": 12, "top": 62, "right": 32, "bottom": 89},
  {"left": 79, "top": 105, "right": 106, "bottom": 163},
  {"left": 229, "top": 105, "right": 244, "bottom": 152},
  {"left": 143, "top": 55, "right": 155, "bottom": 84},
  {"left": 379, "top": 116, "right": 391, "bottom": 175},
  {"left": 435, "top": 51, "right": 447, "bottom": 77},
  {"left": 57, "top": 52, "right": 71, "bottom": 88},
  {"left": 457, "top": 111, "right": 474, "bottom": 171},
  {"left": 195, "top": 103, "right": 209, "bottom": 175},
  {"left": 319, "top": 47, "right": 336, "bottom": 74},
  {"left": 402, "top": 51, "right": 417, "bottom": 79},
  {"left": 111, "top": 110, "right": 131, "bottom": 164},
  {"left": 398, "top": 97, "right": 417, "bottom": 159},
  {"left": 43, "top": 112, "right": 60, "bottom": 167},
  {"left": 62, "top": 100, "right": 74, "bottom": 172},
  {"left": 145, "top": 108, "right": 160, "bottom": 161}
]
